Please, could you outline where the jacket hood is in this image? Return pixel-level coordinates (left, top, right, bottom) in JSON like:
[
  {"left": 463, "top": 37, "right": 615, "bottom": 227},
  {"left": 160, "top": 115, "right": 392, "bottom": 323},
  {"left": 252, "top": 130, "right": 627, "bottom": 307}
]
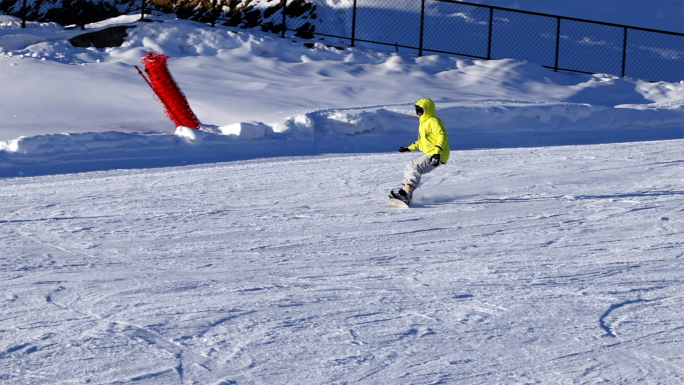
[{"left": 415, "top": 98, "right": 436, "bottom": 117}]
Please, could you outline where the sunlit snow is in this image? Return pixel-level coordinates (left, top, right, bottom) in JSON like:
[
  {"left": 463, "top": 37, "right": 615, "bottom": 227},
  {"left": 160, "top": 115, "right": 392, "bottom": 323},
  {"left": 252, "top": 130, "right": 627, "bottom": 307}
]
[{"left": 1, "top": 4, "right": 683, "bottom": 384}]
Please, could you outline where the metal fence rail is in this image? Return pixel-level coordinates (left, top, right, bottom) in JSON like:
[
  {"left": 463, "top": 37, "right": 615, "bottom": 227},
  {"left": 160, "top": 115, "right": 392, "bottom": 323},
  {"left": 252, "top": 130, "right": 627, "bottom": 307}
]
[{"left": 6, "top": 0, "right": 683, "bottom": 82}]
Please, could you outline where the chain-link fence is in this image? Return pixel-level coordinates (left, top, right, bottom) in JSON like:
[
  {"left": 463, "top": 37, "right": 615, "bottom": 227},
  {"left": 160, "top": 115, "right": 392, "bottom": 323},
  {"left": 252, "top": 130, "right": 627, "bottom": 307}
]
[
  {"left": 304, "top": 0, "right": 683, "bottom": 82},
  {"left": 4, "top": 0, "right": 683, "bottom": 82}
]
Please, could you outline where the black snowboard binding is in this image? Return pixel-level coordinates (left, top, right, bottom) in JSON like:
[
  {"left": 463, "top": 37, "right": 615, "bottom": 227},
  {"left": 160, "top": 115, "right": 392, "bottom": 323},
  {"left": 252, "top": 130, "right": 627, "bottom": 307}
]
[{"left": 389, "top": 188, "right": 412, "bottom": 206}]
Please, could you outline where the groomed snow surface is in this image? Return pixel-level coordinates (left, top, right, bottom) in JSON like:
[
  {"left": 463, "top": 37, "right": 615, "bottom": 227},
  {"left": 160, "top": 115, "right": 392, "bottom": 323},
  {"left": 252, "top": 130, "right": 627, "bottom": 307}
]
[
  {"left": 3, "top": 142, "right": 684, "bottom": 384},
  {"left": 1, "top": 7, "right": 684, "bottom": 384}
]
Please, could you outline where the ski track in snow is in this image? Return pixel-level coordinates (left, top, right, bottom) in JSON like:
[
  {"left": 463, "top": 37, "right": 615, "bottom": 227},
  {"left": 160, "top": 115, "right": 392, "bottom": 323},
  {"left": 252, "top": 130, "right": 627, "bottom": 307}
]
[{"left": 1, "top": 140, "right": 684, "bottom": 384}]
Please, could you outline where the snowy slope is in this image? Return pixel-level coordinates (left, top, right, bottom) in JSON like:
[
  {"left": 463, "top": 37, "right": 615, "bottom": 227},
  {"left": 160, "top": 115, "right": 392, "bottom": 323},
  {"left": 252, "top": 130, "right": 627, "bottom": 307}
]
[{"left": 2, "top": 140, "right": 684, "bottom": 384}]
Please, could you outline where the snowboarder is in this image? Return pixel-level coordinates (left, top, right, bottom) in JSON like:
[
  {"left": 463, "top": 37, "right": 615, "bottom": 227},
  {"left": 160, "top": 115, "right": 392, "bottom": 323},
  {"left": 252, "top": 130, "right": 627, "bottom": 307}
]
[{"left": 390, "top": 98, "right": 450, "bottom": 206}]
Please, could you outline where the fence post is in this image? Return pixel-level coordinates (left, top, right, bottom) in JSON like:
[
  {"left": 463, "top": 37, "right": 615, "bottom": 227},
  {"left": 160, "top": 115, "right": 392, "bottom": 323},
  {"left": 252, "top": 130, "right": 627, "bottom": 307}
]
[
  {"left": 418, "top": 0, "right": 425, "bottom": 56},
  {"left": 351, "top": 0, "right": 357, "bottom": 47},
  {"left": 554, "top": 17, "right": 561, "bottom": 72},
  {"left": 281, "top": 0, "right": 287, "bottom": 38},
  {"left": 80, "top": 0, "right": 86, "bottom": 30},
  {"left": 140, "top": 0, "right": 146, "bottom": 21},
  {"left": 211, "top": 0, "right": 218, "bottom": 27},
  {"left": 621, "top": 27, "right": 628, "bottom": 77},
  {"left": 486, "top": 7, "right": 493, "bottom": 59},
  {"left": 21, "top": 0, "right": 27, "bottom": 28}
]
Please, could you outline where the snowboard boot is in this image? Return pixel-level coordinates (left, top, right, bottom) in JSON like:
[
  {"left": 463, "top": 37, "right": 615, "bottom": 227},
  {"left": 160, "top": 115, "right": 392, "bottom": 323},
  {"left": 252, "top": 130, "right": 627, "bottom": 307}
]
[
  {"left": 390, "top": 185, "right": 413, "bottom": 205},
  {"left": 402, "top": 183, "right": 414, "bottom": 199}
]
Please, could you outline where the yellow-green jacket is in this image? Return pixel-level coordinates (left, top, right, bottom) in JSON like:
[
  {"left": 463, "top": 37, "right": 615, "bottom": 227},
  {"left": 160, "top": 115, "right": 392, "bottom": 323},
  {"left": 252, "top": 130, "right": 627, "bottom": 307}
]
[{"left": 408, "top": 98, "right": 450, "bottom": 164}]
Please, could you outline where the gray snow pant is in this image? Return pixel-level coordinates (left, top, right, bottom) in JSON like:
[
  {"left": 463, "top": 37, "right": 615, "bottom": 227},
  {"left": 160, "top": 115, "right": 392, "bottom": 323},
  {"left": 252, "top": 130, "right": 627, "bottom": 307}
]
[{"left": 403, "top": 153, "right": 442, "bottom": 189}]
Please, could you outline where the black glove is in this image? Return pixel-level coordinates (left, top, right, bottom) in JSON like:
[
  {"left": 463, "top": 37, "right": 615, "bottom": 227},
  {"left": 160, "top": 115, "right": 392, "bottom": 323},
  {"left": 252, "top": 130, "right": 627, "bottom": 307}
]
[
  {"left": 398, "top": 147, "right": 411, "bottom": 152},
  {"left": 430, "top": 153, "right": 441, "bottom": 167}
]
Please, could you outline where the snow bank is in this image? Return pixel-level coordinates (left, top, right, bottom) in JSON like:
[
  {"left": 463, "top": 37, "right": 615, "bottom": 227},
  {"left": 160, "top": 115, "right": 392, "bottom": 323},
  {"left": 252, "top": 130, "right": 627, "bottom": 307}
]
[
  {"left": 2, "top": 99, "right": 682, "bottom": 177},
  {"left": 442, "top": 100, "right": 684, "bottom": 131},
  {"left": 1, "top": 131, "right": 173, "bottom": 155},
  {"left": 217, "top": 121, "right": 274, "bottom": 138},
  {"left": 0, "top": 14, "right": 139, "bottom": 52}
]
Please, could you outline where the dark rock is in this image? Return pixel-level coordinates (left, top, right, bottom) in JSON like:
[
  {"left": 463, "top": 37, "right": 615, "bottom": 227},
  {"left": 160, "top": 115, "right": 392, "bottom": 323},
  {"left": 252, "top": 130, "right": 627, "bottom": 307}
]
[
  {"left": 68, "top": 25, "right": 132, "bottom": 48},
  {"left": 286, "top": 0, "right": 313, "bottom": 18},
  {"left": 293, "top": 22, "right": 314, "bottom": 39}
]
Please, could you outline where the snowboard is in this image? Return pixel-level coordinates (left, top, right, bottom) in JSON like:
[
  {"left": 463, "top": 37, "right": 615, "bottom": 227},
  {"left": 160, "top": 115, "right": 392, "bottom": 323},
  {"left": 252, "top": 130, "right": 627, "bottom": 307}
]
[{"left": 388, "top": 191, "right": 410, "bottom": 208}]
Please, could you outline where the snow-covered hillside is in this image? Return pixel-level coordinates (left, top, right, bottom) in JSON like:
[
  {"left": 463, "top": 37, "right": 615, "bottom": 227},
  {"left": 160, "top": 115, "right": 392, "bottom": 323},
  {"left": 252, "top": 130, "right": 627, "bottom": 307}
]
[
  {"left": 1, "top": 2, "right": 684, "bottom": 384},
  {"left": 1, "top": 14, "right": 682, "bottom": 177}
]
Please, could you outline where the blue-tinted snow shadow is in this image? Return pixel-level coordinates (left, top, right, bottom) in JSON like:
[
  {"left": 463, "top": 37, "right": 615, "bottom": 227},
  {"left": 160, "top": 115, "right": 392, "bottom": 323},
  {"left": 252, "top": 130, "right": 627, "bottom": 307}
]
[
  {"left": 0, "top": 136, "right": 317, "bottom": 178},
  {"left": 451, "top": 126, "right": 684, "bottom": 150},
  {"left": 2, "top": 121, "right": 683, "bottom": 178}
]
